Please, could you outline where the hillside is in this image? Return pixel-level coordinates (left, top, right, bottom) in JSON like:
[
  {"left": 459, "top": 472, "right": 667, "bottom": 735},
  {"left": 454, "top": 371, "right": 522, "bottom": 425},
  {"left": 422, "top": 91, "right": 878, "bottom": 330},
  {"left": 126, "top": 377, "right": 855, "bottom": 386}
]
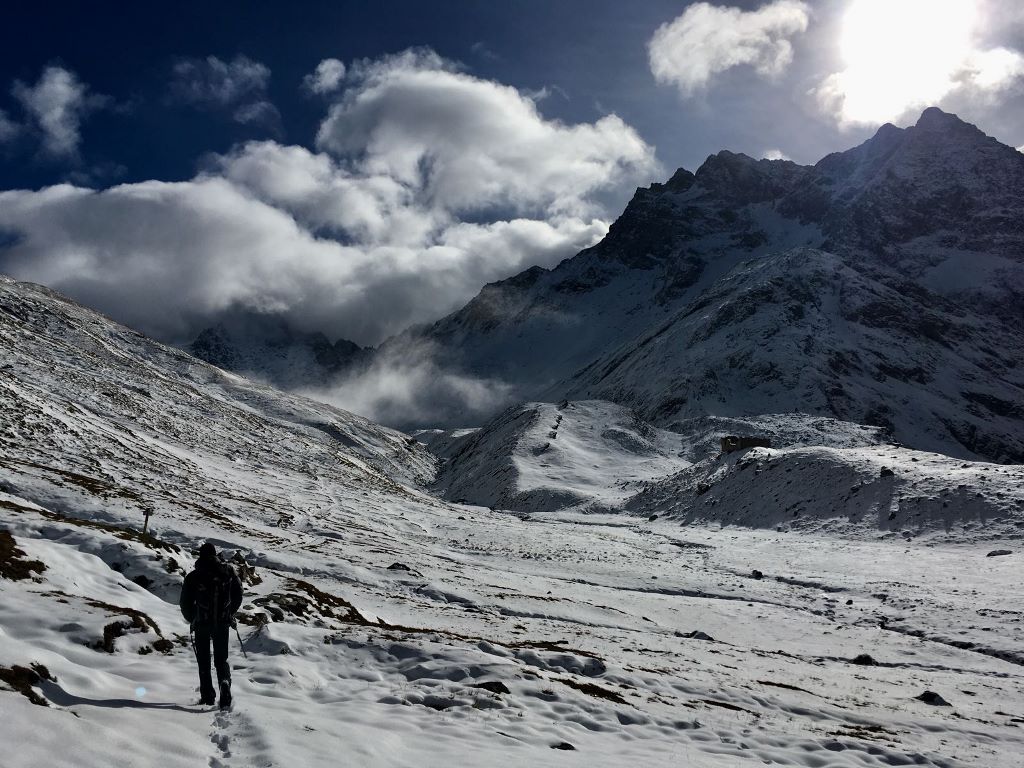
[
  {"left": 383, "top": 109, "right": 1024, "bottom": 459},
  {"left": 560, "top": 248, "right": 1024, "bottom": 462},
  {"left": 429, "top": 400, "right": 689, "bottom": 513},
  {"left": 4, "top": 276, "right": 1024, "bottom": 767}
]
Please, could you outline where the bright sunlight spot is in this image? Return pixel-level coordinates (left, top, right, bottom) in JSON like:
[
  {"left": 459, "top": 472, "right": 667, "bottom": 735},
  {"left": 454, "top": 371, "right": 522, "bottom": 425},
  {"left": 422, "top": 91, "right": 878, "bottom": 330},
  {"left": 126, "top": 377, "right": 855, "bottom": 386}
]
[{"left": 821, "top": 0, "right": 977, "bottom": 125}]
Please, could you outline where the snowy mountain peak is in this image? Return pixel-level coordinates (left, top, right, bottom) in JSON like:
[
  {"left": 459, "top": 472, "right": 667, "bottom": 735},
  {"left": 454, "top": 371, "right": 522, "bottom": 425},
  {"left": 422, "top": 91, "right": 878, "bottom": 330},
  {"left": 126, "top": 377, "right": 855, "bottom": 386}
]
[
  {"left": 387, "top": 108, "right": 1024, "bottom": 460},
  {"left": 915, "top": 105, "right": 978, "bottom": 133}
]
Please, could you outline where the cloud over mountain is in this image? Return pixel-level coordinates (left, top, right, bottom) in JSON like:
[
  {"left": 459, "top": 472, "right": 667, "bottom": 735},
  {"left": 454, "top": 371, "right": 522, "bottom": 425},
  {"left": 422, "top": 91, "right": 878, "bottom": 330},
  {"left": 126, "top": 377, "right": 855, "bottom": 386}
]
[
  {"left": 648, "top": 1, "right": 810, "bottom": 94},
  {"left": 317, "top": 49, "right": 656, "bottom": 216},
  {"left": 0, "top": 49, "right": 656, "bottom": 348}
]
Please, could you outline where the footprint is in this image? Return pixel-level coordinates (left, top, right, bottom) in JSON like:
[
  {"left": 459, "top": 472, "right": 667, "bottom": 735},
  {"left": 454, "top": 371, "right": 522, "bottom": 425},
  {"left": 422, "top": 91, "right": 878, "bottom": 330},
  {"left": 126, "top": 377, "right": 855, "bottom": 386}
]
[
  {"left": 210, "top": 732, "right": 231, "bottom": 758},
  {"left": 209, "top": 713, "right": 232, "bottom": 765}
]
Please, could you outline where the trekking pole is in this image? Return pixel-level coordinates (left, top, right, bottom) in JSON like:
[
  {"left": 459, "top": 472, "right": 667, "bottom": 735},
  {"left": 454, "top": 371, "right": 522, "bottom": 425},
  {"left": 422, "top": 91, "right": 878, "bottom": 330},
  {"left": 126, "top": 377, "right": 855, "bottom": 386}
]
[{"left": 233, "top": 620, "right": 248, "bottom": 659}]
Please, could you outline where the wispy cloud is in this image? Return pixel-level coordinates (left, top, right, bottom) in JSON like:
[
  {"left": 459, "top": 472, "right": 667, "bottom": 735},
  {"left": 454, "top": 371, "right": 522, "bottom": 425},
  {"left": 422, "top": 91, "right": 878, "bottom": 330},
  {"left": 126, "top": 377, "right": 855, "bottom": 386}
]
[
  {"left": 648, "top": 1, "right": 810, "bottom": 95},
  {"left": 304, "top": 339, "right": 516, "bottom": 429},
  {"left": 470, "top": 41, "right": 501, "bottom": 62},
  {"left": 302, "top": 58, "right": 346, "bottom": 95},
  {"left": 0, "top": 108, "right": 19, "bottom": 143},
  {"left": 168, "top": 54, "right": 280, "bottom": 128},
  {"left": 12, "top": 66, "right": 106, "bottom": 158}
]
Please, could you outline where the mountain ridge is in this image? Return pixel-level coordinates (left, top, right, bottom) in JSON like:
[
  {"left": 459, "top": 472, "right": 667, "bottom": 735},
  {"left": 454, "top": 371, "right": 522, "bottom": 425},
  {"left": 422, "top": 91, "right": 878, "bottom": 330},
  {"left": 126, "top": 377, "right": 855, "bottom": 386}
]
[{"left": 373, "top": 107, "right": 1024, "bottom": 460}]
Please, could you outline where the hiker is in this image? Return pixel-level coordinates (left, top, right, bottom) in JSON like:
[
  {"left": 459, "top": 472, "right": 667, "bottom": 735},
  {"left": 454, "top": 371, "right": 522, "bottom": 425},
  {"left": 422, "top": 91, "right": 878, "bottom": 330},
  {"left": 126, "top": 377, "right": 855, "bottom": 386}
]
[{"left": 180, "top": 542, "right": 243, "bottom": 709}]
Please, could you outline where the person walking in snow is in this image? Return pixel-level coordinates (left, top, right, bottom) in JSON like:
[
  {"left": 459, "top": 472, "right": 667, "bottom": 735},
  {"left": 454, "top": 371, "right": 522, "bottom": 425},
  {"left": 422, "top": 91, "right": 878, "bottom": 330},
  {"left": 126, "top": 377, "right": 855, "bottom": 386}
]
[{"left": 180, "top": 542, "right": 243, "bottom": 709}]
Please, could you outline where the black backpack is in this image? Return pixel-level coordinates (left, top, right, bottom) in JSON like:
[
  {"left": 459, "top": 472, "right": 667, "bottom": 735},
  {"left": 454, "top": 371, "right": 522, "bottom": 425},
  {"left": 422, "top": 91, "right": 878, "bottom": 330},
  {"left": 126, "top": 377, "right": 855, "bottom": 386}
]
[{"left": 193, "top": 561, "right": 236, "bottom": 626}]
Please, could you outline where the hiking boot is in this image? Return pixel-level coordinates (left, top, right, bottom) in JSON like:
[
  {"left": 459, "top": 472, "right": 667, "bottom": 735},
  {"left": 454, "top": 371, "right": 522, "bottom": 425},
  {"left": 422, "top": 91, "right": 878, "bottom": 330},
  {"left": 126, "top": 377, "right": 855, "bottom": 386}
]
[
  {"left": 200, "top": 687, "right": 216, "bottom": 706},
  {"left": 219, "top": 680, "right": 232, "bottom": 710}
]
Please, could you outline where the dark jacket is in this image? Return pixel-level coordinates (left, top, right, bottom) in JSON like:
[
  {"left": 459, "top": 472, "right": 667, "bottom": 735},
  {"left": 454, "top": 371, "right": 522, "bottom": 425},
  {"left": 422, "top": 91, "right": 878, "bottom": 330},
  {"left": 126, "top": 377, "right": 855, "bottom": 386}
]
[{"left": 180, "top": 556, "right": 243, "bottom": 628}]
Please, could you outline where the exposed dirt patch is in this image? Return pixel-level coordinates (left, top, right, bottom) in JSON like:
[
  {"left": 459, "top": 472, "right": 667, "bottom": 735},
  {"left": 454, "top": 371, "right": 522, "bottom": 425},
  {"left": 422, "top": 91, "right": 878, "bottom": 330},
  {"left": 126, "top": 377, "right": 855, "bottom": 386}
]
[
  {"left": 81, "top": 598, "right": 164, "bottom": 653},
  {"left": 757, "top": 679, "right": 820, "bottom": 696},
  {"left": 701, "top": 698, "right": 761, "bottom": 717},
  {"left": 0, "top": 663, "right": 55, "bottom": 706},
  {"left": 0, "top": 529, "right": 46, "bottom": 580},
  {"left": 254, "top": 578, "right": 373, "bottom": 627},
  {"left": 556, "top": 677, "right": 628, "bottom": 705}
]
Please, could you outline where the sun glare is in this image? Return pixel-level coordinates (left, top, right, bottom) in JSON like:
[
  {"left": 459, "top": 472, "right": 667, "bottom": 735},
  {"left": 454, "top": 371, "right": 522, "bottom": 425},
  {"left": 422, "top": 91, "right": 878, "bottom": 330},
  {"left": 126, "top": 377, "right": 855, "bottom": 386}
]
[{"left": 826, "top": 0, "right": 978, "bottom": 125}]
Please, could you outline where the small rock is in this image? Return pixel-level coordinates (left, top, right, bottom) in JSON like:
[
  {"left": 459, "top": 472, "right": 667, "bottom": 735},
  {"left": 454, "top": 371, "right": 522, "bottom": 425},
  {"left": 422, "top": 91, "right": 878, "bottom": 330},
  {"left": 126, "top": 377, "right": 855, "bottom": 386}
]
[
  {"left": 845, "top": 599, "right": 853, "bottom": 605},
  {"left": 987, "top": 549, "right": 1012, "bottom": 557},
  {"left": 387, "top": 562, "right": 413, "bottom": 571},
  {"left": 551, "top": 742, "right": 576, "bottom": 750},
  {"left": 471, "top": 681, "right": 510, "bottom": 695},
  {"left": 851, "top": 654, "right": 876, "bottom": 666},
  {"left": 677, "top": 630, "right": 714, "bottom": 641},
  {"left": 695, "top": 482, "right": 711, "bottom": 496},
  {"left": 648, "top": 514, "right": 659, "bottom": 521},
  {"left": 751, "top": 569, "right": 764, "bottom": 580},
  {"left": 880, "top": 467, "right": 895, "bottom": 478},
  {"left": 915, "top": 690, "right": 951, "bottom": 706}
]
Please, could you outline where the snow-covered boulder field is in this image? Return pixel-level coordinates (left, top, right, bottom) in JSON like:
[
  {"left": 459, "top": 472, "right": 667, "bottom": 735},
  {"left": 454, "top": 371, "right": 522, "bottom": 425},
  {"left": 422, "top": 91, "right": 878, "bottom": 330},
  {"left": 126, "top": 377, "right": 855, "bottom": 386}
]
[{"left": 3, "top": 275, "right": 1024, "bottom": 767}]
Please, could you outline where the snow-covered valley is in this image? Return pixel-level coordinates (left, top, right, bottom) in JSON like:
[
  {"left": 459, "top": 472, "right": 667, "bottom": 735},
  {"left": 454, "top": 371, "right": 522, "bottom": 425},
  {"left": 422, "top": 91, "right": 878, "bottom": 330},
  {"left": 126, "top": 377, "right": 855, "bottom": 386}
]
[{"left": 3, "top": 275, "right": 1024, "bottom": 767}]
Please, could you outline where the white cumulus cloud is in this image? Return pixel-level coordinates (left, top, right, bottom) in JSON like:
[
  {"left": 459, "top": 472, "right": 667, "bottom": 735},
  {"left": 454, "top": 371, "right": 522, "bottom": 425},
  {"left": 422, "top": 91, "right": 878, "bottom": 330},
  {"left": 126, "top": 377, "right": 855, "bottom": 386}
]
[
  {"left": 761, "top": 148, "right": 791, "bottom": 160},
  {"left": 648, "top": 1, "right": 810, "bottom": 94},
  {"left": 0, "top": 49, "right": 656, "bottom": 352},
  {"left": 303, "top": 58, "right": 346, "bottom": 94},
  {"left": 12, "top": 66, "right": 105, "bottom": 157},
  {"left": 317, "top": 49, "right": 656, "bottom": 217}
]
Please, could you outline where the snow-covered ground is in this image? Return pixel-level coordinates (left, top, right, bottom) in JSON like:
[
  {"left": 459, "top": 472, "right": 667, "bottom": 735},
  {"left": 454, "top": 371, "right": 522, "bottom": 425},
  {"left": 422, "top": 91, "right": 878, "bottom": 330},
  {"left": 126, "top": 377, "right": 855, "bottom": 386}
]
[
  {"left": 429, "top": 400, "right": 690, "bottom": 513},
  {"left": 3, "top": 275, "right": 1024, "bottom": 767}
]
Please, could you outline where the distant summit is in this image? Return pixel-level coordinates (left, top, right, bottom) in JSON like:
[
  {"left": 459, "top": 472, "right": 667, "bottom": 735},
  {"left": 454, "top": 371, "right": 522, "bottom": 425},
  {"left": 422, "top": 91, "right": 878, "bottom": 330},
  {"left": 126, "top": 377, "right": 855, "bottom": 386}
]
[
  {"left": 375, "top": 108, "right": 1024, "bottom": 460},
  {"left": 190, "top": 313, "right": 364, "bottom": 389}
]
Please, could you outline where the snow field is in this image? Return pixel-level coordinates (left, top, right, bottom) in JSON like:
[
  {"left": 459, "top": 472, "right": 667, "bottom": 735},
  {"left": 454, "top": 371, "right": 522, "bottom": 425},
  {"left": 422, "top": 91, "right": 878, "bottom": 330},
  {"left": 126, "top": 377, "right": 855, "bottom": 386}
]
[{"left": 3, "top": 275, "right": 1024, "bottom": 766}]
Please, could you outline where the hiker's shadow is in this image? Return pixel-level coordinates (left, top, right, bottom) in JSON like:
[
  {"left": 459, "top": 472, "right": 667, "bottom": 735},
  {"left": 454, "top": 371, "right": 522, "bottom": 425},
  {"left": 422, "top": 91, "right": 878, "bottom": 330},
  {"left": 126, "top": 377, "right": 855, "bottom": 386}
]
[{"left": 41, "top": 681, "right": 202, "bottom": 712}]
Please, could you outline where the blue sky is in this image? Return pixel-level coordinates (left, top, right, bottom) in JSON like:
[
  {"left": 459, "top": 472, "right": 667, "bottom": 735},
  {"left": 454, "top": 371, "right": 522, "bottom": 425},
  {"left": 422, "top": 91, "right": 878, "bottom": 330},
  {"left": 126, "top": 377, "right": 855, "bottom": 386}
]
[{"left": 0, "top": 0, "right": 1021, "bottom": 346}]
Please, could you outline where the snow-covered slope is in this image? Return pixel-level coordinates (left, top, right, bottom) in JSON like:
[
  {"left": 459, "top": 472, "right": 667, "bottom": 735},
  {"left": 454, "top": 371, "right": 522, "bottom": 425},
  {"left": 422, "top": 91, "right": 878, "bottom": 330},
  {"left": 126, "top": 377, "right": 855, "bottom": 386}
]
[
  {"left": 4, "top": 276, "right": 1024, "bottom": 767},
  {"left": 425, "top": 397, "right": 1023, "bottom": 540},
  {"left": 626, "top": 442, "right": 1024, "bottom": 539},
  {"left": 431, "top": 400, "right": 689, "bottom": 513},
  {"left": 385, "top": 109, "right": 1024, "bottom": 460},
  {"left": 560, "top": 248, "right": 1024, "bottom": 462}
]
